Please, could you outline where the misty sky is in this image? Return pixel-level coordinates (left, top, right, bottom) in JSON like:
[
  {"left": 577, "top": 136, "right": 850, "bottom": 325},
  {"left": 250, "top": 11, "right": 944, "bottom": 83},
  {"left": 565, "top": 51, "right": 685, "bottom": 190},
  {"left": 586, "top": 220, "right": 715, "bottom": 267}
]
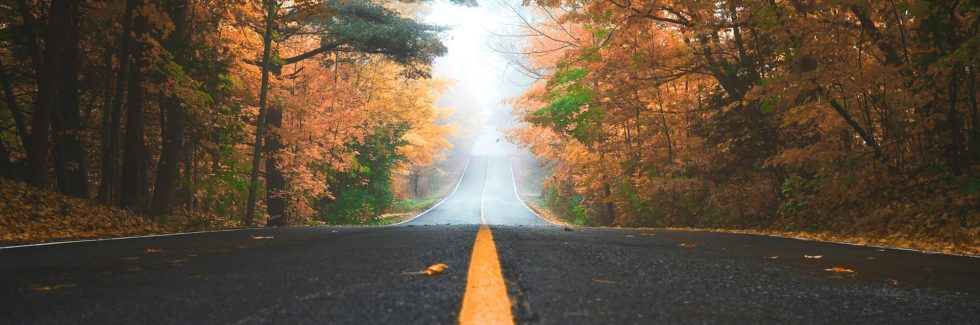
[{"left": 422, "top": 0, "right": 535, "bottom": 156}]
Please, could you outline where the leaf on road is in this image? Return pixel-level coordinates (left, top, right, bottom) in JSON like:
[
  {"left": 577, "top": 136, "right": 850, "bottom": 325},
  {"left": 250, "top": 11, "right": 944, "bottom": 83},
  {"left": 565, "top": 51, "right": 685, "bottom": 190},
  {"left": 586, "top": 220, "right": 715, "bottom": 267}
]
[
  {"left": 592, "top": 279, "right": 616, "bottom": 285},
  {"left": 640, "top": 233, "right": 656, "bottom": 236},
  {"left": 252, "top": 236, "right": 274, "bottom": 240},
  {"left": 144, "top": 248, "right": 161, "bottom": 254},
  {"left": 825, "top": 267, "right": 855, "bottom": 274},
  {"left": 626, "top": 235, "right": 635, "bottom": 238},
  {"left": 804, "top": 255, "right": 823, "bottom": 259},
  {"left": 31, "top": 284, "right": 75, "bottom": 292},
  {"left": 678, "top": 243, "right": 697, "bottom": 249},
  {"left": 764, "top": 255, "right": 779, "bottom": 260},
  {"left": 422, "top": 263, "right": 448, "bottom": 275}
]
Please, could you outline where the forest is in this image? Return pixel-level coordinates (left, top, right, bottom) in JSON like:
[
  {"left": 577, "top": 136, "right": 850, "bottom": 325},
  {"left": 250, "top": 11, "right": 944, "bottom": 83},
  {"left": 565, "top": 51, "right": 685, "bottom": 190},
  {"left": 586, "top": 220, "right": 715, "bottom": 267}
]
[
  {"left": 0, "top": 0, "right": 977, "bottom": 249},
  {"left": 0, "top": 0, "right": 468, "bottom": 230},
  {"left": 511, "top": 0, "right": 979, "bottom": 245}
]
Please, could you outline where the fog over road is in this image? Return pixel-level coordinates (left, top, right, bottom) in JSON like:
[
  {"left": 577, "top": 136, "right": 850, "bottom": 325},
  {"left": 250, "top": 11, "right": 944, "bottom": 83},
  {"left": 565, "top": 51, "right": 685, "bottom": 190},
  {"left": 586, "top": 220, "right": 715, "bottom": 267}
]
[
  {"left": 2, "top": 155, "right": 979, "bottom": 324},
  {"left": 403, "top": 155, "right": 551, "bottom": 227}
]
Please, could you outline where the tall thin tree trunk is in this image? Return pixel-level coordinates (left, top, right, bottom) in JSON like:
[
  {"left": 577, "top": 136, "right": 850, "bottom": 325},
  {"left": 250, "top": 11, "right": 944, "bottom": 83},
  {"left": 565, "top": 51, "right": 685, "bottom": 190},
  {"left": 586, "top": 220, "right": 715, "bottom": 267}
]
[
  {"left": 120, "top": 5, "right": 148, "bottom": 209},
  {"left": 14, "top": 0, "right": 42, "bottom": 77},
  {"left": 265, "top": 100, "right": 288, "bottom": 227},
  {"left": 244, "top": 0, "right": 279, "bottom": 227},
  {"left": 98, "top": 0, "right": 138, "bottom": 204},
  {"left": 947, "top": 68, "right": 962, "bottom": 175},
  {"left": 0, "top": 136, "right": 11, "bottom": 178},
  {"left": 151, "top": 0, "right": 190, "bottom": 216},
  {"left": 120, "top": 49, "right": 147, "bottom": 209},
  {"left": 25, "top": 0, "right": 74, "bottom": 186},
  {"left": 53, "top": 2, "right": 88, "bottom": 198}
]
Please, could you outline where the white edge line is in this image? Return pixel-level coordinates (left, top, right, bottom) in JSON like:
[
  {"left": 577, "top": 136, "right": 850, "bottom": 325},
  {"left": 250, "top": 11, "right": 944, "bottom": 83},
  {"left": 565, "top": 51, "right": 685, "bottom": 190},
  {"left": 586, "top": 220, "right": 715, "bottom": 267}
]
[
  {"left": 507, "top": 156, "right": 556, "bottom": 225},
  {"left": 0, "top": 228, "right": 254, "bottom": 250},
  {"left": 391, "top": 156, "right": 473, "bottom": 226}
]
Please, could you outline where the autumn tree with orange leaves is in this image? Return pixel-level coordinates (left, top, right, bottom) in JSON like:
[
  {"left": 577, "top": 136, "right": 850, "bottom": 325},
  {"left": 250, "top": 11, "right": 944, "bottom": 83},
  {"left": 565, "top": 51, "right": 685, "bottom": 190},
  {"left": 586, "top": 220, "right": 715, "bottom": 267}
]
[{"left": 512, "top": 0, "right": 979, "bottom": 243}]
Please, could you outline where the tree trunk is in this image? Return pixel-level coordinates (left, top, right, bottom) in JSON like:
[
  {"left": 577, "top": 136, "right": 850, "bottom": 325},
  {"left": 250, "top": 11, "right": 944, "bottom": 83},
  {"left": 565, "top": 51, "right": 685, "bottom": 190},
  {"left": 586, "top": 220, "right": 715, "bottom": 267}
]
[
  {"left": 151, "top": 0, "right": 190, "bottom": 216},
  {"left": 0, "top": 137, "right": 11, "bottom": 178},
  {"left": 14, "top": 0, "right": 43, "bottom": 77},
  {"left": 946, "top": 68, "right": 962, "bottom": 175},
  {"left": 265, "top": 101, "right": 288, "bottom": 227},
  {"left": 244, "top": 0, "right": 279, "bottom": 227},
  {"left": 603, "top": 183, "right": 615, "bottom": 226},
  {"left": 25, "top": 0, "right": 74, "bottom": 187},
  {"left": 53, "top": 2, "right": 88, "bottom": 198},
  {"left": 413, "top": 170, "right": 420, "bottom": 198},
  {"left": 120, "top": 8, "right": 148, "bottom": 210},
  {"left": 98, "top": 0, "right": 138, "bottom": 204}
]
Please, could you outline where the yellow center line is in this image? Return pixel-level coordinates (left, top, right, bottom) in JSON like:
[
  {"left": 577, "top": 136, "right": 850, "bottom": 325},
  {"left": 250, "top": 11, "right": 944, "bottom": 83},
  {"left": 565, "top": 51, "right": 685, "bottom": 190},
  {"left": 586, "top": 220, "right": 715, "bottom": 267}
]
[
  {"left": 458, "top": 224, "right": 514, "bottom": 325},
  {"left": 459, "top": 156, "right": 514, "bottom": 324}
]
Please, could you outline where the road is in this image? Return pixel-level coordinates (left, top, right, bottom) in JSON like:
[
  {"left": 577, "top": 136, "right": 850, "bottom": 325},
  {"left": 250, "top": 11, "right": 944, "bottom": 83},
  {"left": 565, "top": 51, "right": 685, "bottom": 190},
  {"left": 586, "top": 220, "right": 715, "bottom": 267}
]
[{"left": 1, "top": 155, "right": 979, "bottom": 324}]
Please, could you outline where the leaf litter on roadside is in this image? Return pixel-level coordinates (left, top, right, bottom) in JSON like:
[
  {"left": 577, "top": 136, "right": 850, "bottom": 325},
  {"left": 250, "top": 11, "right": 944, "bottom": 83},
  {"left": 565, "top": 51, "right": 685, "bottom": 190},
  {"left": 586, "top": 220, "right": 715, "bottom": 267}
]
[{"left": 678, "top": 243, "right": 697, "bottom": 249}]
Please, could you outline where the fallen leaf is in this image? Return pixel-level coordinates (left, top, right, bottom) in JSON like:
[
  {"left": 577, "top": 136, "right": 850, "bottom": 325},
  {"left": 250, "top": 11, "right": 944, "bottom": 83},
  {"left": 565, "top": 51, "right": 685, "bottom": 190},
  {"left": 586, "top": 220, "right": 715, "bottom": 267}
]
[
  {"left": 626, "top": 235, "right": 635, "bottom": 238},
  {"left": 31, "top": 284, "right": 75, "bottom": 292},
  {"left": 678, "top": 243, "right": 697, "bottom": 248},
  {"left": 167, "top": 259, "right": 187, "bottom": 264},
  {"left": 252, "top": 236, "right": 274, "bottom": 240},
  {"left": 804, "top": 255, "right": 823, "bottom": 259},
  {"left": 592, "top": 279, "right": 616, "bottom": 285},
  {"left": 889, "top": 279, "right": 899, "bottom": 286},
  {"left": 422, "top": 263, "right": 448, "bottom": 275},
  {"left": 764, "top": 255, "right": 779, "bottom": 260},
  {"left": 640, "top": 233, "right": 656, "bottom": 236},
  {"left": 144, "top": 248, "right": 161, "bottom": 254},
  {"left": 825, "top": 267, "right": 855, "bottom": 274}
]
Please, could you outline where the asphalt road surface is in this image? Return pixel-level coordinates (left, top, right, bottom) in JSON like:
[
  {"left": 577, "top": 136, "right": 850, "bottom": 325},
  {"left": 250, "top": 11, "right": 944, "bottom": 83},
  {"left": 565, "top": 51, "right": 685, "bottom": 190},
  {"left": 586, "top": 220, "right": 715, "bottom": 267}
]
[{"left": 2, "top": 155, "right": 979, "bottom": 324}]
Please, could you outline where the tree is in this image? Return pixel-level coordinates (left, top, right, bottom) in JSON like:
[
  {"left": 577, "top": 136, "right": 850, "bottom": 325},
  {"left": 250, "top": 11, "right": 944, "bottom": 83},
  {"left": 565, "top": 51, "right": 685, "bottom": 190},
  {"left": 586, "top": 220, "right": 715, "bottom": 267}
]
[{"left": 243, "top": 0, "right": 447, "bottom": 227}]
